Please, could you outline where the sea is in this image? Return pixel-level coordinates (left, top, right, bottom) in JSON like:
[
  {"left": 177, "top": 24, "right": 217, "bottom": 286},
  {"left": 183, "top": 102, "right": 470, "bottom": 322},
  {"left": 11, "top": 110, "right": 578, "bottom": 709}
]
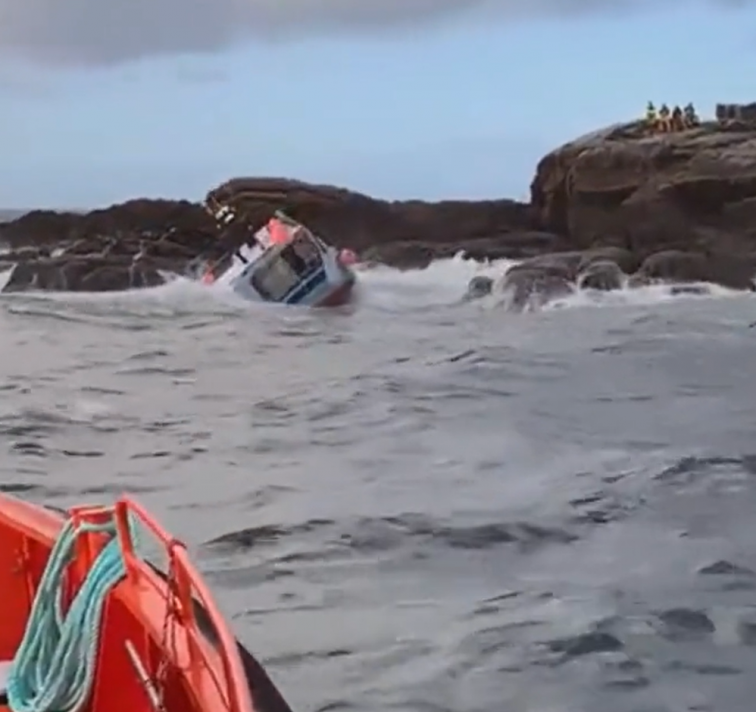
[{"left": 1, "top": 253, "right": 756, "bottom": 712}]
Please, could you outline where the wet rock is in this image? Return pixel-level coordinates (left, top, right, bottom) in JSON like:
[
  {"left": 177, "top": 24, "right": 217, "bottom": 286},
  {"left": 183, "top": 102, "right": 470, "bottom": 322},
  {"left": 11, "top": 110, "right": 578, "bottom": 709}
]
[
  {"left": 637, "top": 250, "right": 710, "bottom": 283},
  {"left": 506, "top": 251, "right": 582, "bottom": 280},
  {"left": 578, "top": 259, "right": 625, "bottom": 291},
  {"left": 357, "top": 234, "right": 567, "bottom": 270},
  {"left": 6, "top": 246, "right": 49, "bottom": 261},
  {"left": 0, "top": 180, "right": 552, "bottom": 285},
  {"left": 578, "top": 246, "right": 638, "bottom": 274},
  {"left": 531, "top": 121, "right": 756, "bottom": 251},
  {"left": 463, "top": 276, "right": 494, "bottom": 301},
  {"left": 207, "top": 177, "right": 537, "bottom": 253},
  {"left": 0, "top": 202, "right": 219, "bottom": 293},
  {"left": 459, "top": 231, "right": 566, "bottom": 261},
  {"left": 637, "top": 249, "right": 756, "bottom": 290},
  {"left": 530, "top": 121, "right": 756, "bottom": 290},
  {"left": 2, "top": 256, "right": 166, "bottom": 292},
  {"left": 498, "top": 266, "right": 574, "bottom": 312},
  {"left": 669, "top": 284, "right": 711, "bottom": 296},
  {"left": 359, "top": 241, "right": 455, "bottom": 271},
  {"left": 0, "top": 200, "right": 217, "bottom": 249}
]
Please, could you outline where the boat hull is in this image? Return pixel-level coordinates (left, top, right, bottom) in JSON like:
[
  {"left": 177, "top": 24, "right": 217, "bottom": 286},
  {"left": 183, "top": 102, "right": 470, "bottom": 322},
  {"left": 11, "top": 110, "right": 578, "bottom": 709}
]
[{"left": 313, "top": 273, "right": 355, "bottom": 307}]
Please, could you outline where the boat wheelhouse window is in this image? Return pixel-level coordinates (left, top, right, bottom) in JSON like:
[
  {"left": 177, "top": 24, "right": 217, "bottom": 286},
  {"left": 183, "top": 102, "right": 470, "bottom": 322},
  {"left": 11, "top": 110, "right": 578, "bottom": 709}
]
[
  {"left": 250, "top": 234, "right": 324, "bottom": 301},
  {"left": 292, "top": 233, "right": 321, "bottom": 266},
  {"left": 282, "top": 234, "right": 321, "bottom": 275},
  {"left": 250, "top": 252, "right": 300, "bottom": 301}
]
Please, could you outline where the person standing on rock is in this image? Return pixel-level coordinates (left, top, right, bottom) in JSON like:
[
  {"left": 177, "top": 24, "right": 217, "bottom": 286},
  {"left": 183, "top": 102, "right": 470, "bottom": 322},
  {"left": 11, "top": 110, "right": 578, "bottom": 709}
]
[
  {"left": 645, "top": 101, "right": 657, "bottom": 129},
  {"left": 658, "top": 104, "right": 671, "bottom": 131},
  {"left": 671, "top": 105, "right": 683, "bottom": 131},
  {"left": 684, "top": 103, "right": 699, "bottom": 127}
]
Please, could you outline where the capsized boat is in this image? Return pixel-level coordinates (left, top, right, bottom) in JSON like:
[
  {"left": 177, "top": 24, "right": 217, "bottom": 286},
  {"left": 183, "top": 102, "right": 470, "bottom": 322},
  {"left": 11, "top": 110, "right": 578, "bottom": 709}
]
[
  {"left": 203, "top": 210, "right": 357, "bottom": 308},
  {"left": 0, "top": 493, "right": 294, "bottom": 712}
]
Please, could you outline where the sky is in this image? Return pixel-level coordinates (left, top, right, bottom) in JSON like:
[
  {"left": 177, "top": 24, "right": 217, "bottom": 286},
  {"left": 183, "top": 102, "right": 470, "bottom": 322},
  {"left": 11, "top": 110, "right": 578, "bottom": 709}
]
[{"left": 1, "top": 0, "right": 756, "bottom": 208}]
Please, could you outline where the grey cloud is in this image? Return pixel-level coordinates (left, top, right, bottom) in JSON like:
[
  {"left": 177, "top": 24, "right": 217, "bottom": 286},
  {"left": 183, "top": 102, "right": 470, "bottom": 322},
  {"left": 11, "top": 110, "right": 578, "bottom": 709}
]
[{"left": 0, "top": 0, "right": 746, "bottom": 67}]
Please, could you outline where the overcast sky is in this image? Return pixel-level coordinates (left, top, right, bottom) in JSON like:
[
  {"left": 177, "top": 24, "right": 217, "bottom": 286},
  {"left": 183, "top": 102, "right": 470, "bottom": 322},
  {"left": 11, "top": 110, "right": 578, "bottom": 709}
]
[{"left": 1, "top": 0, "right": 754, "bottom": 206}]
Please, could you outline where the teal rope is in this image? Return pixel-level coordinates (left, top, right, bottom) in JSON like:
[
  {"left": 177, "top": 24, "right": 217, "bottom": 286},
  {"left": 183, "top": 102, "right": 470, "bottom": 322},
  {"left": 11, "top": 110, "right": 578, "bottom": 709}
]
[{"left": 7, "top": 516, "right": 128, "bottom": 712}]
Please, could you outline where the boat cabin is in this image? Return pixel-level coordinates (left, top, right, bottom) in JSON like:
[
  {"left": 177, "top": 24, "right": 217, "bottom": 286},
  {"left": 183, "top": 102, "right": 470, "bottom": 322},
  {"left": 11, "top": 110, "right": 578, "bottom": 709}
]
[{"left": 244, "top": 230, "right": 327, "bottom": 303}]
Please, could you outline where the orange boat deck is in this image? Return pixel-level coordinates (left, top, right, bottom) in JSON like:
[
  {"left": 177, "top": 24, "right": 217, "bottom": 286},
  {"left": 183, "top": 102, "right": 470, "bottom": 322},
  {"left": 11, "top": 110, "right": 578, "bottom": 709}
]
[{"left": 0, "top": 495, "right": 293, "bottom": 712}]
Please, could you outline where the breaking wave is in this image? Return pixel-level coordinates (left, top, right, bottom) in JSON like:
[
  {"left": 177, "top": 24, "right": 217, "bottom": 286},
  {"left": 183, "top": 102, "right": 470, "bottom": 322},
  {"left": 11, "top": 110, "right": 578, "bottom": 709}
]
[{"left": 0, "top": 252, "right": 747, "bottom": 316}]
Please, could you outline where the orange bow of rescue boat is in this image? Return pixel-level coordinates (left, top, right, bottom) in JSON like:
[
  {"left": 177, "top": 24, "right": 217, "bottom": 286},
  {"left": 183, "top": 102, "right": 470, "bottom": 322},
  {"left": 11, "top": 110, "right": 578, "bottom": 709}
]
[{"left": 0, "top": 493, "right": 293, "bottom": 712}]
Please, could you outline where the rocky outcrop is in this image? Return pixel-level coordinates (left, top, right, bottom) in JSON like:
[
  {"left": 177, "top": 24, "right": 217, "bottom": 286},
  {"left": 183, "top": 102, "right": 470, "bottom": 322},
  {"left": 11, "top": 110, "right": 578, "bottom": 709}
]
[
  {"left": 0, "top": 179, "right": 563, "bottom": 291},
  {"left": 205, "top": 178, "right": 561, "bottom": 267},
  {"left": 530, "top": 119, "right": 756, "bottom": 290},
  {"left": 483, "top": 248, "right": 633, "bottom": 311},
  {"left": 5, "top": 119, "right": 756, "bottom": 294},
  {"left": 0, "top": 200, "right": 221, "bottom": 292}
]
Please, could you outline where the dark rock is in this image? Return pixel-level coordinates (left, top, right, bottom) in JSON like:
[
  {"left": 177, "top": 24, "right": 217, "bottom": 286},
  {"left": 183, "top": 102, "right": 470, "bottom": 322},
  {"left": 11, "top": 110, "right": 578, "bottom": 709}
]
[
  {"left": 634, "top": 249, "right": 756, "bottom": 290},
  {"left": 530, "top": 120, "right": 756, "bottom": 289},
  {"left": 0, "top": 179, "right": 547, "bottom": 290},
  {"left": 668, "top": 284, "right": 711, "bottom": 296},
  {"left": 498, "top": 266, "right": 574, "bottom": 312},
  {"left": 206, "top": 177, "right": 537, "bottom": 255},
  {"left": 463, "top": 276, "right": 494, "bottom": 301},
  {"left": 2, "top": 256, "right": 166, "bottom": 292},
  {"left": 501, "top": 247, "right": 634, "bottom": 288},
  {"left": 578, "top": 246, "right": 638, "bottom": 274},
  {"left": 360, "top": 241, "right": 455, "bottom": 271},
  {"left": 4, "top": 246, "right": 48, "bottom": 262},
  {"left": 506, "top": 252, "right": 581, "bottom": 280},
  {"left": 578, "top": 260, "right": 625, "bottom": 291},
  {"left": 637, "top": 250, "right": 710, "bottom": 283},
  {"left": 0, "top": 200, "right": 219, "bottom": 293},
  {"left": 0, "top": 200, "right": 217, "bottom": 249}
]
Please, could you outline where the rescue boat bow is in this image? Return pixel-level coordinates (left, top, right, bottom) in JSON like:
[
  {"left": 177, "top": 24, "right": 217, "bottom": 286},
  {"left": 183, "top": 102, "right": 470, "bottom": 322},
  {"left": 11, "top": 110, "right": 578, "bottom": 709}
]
[{"left": 0, "top": 494, "right": 293, "bottom": 712}]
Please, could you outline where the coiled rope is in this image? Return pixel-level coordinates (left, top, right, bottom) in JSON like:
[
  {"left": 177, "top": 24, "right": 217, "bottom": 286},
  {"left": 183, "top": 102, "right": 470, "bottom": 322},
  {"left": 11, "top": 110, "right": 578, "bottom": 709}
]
[{"left": 7, "top": 515, "right": 128, "bottom": 712}]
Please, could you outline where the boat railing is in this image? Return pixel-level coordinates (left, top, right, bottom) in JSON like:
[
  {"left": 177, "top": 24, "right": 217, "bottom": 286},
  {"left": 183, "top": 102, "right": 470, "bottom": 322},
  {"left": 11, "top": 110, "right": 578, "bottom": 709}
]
[
  {"left": 108, "top": 497, "right": 253, "bottom": 712},
  {"left": 0, "top": 494, "right": 256, "bottom": 712}
]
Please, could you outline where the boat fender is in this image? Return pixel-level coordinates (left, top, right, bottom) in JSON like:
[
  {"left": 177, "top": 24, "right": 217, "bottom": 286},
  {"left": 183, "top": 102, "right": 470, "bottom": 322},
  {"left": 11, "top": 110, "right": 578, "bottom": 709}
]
[{"left": 338, "top": 249, "right": 358, "bottom": 266}]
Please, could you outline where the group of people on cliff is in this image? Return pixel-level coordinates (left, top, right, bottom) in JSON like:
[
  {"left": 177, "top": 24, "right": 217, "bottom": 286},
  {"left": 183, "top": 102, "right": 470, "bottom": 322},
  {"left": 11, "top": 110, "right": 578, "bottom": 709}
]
[{"left": 645, "top": 102, "right": 699, "bottom": 133}]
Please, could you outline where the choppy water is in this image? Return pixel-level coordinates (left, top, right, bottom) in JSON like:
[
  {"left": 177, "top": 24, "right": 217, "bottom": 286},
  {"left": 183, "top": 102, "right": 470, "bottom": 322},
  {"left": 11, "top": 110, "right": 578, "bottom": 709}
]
[{"left": 2, "top": 256, "right": 756, "bottom": 712}]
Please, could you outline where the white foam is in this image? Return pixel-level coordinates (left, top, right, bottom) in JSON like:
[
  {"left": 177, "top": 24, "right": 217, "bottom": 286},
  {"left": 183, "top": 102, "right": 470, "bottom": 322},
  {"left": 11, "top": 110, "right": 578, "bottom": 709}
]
[
  {"left": 0, "top": 266, "right": 13, "bottom": 292},
  {"left": 0, "top": 247, "right": 751, "bottom": 316},
  {"left": 355, "top": 252, "right": 515, "bottom": 310},
  {"left": 541, "top": 281, "right": 745, "bottom": 312}
]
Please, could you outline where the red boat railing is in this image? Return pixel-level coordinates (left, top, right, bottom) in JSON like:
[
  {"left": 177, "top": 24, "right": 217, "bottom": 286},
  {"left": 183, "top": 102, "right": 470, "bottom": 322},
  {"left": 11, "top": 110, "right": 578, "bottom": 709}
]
[
  {"left": 113, "top": 497, "right": 253, "bottom": 712},
  {"left": 0, "top": 494, "right": 258, "bottom": 712},
  {"left": 62, "top": 497, "right": 254, "bottom": 712}
]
